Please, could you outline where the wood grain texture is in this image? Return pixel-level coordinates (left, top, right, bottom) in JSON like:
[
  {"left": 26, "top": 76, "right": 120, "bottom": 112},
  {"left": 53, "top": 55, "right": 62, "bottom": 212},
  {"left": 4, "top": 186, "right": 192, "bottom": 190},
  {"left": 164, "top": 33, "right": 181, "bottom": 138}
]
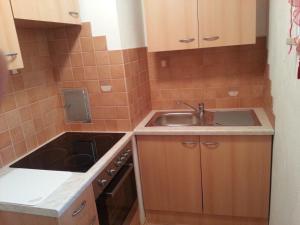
[
  {"left": 0, "top": 0, "right": 23, "bottom": 70},
  {"left": 198, "top": 0, "right": 256, "bottom": 48},
  {"left": 201, "top": 135, "right": 272, "bottom": 218},
  {"left": 145, "top": 210, "right": 268, "bottom": 225},
  {"left": 143, "top": 0, "right": 256, "bottom": 51},
  {"left": 143, "top": 0, "right": 199, "bottom": 52},
  {"left": 59, "top": 185, "right": 99, "bottom": 225},
  {"left": 137, "top": 135, "right": 202, "bottom": 214},
  {"left": 0, "top": 211, "right": 58, "bottom": 225},
  {"left": 11, "top": 0, "right": 81, "bottom": 24}
]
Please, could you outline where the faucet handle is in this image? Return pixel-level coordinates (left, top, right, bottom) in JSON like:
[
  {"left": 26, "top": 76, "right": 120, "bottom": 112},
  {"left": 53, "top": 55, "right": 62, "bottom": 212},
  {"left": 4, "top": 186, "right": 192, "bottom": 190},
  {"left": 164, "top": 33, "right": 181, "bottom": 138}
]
[{"left": 199, "top": 103, "right": 205, "bottom": 109}]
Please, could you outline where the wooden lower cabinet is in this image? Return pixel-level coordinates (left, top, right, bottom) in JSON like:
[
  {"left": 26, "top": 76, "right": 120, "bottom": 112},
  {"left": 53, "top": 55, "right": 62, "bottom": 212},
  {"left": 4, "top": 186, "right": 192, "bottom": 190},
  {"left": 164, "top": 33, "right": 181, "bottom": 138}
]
[
  {"left": 137, "top": 136, "right": 202, "bottom": 213},
  {"left": 59, "top": 185, "right": 99, "bottom": 225},
  {"left": 137, "top": 135, "right": 272, "bottom": 225},
  {"left": 0, "top": 185, "right": 99, "bottom": 225},
  {"left": 201, "top": 136, "right": 272, "bottom": 218}
]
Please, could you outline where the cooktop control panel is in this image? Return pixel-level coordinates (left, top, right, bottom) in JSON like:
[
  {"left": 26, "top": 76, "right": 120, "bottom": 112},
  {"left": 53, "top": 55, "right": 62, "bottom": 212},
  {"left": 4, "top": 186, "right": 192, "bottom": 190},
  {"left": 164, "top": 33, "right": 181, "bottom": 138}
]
[{"left": 93, "top": 141, "right": 133, "bottom": 198}]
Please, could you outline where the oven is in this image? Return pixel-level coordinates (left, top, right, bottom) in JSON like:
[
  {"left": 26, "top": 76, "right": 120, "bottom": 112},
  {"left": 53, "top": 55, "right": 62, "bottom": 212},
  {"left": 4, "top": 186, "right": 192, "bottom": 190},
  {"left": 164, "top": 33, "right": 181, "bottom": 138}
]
[{"left": 93, "top": 142, "right": 137, "bottom": 225}]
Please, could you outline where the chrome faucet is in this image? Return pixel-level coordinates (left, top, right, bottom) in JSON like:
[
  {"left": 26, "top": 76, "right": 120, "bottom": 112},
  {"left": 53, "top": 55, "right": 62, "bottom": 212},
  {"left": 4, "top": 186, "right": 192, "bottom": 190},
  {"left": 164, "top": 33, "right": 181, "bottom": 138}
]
[
  {"left": 198, "top": 102, "right": 205, "bottom": 119},
  {"left": 176, "top": 101, "right": 205, "bottom": 119}
]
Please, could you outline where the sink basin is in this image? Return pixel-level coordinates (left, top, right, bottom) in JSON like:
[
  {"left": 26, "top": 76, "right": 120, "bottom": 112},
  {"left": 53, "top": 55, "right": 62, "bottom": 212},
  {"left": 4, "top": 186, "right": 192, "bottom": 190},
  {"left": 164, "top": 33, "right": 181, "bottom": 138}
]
[
  {"left": 149, "top": 112, "right": 201, "bottom": 127},
  {"left": 147, "top": 110, "right": 261, "bottom": 127}
]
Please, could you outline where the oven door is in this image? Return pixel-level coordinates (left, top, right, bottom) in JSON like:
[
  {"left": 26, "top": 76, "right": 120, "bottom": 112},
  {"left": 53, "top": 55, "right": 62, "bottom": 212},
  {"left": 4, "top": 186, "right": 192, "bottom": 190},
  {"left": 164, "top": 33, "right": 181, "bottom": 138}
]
[{"left": 96, "top": 163, "right": 137, "bottom": 225}]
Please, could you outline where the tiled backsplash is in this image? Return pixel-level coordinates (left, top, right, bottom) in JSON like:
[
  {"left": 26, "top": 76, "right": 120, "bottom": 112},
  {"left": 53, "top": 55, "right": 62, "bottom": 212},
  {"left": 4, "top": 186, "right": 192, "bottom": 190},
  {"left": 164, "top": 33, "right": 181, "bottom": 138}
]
[
  {"left": 0, "top": 22, "right": 152, "bottom": 167},
  {"left": 148, "top": 37, "right": 267, "bottom": 109},
  {"left": 264, "top": 65, "right": 275, "bottom": 126},
  {"left": 0, "top": 29, "right": 64, "bottom": 167},
  {"left": 0, "top": 22, "right": 271, "bottom": 167},
  {"left": 48, "top": 23, "right": 151, "bottom": 132}
]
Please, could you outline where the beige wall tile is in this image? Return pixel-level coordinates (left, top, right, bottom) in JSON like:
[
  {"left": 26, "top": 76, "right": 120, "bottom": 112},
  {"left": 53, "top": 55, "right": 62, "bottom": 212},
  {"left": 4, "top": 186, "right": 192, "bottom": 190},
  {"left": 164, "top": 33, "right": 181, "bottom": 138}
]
[
  {"left": 148, "top": 37, "right": 268, "bottom": 109},
  {"left": 0, "top": 131, "right": 12, "bottom": 150},
  {"left": 93, "top": 36, "right": 107, "bottom": 51}
]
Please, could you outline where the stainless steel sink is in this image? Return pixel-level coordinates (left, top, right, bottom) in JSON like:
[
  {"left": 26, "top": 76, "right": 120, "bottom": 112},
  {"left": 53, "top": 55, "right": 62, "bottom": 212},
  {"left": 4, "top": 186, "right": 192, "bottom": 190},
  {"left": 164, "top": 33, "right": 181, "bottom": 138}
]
[
  {"left": 147, "top": 110, "right": 261, "bottom": 127},
  {"left": 148, "top": 112, "right": 201, "bottom": 127}
]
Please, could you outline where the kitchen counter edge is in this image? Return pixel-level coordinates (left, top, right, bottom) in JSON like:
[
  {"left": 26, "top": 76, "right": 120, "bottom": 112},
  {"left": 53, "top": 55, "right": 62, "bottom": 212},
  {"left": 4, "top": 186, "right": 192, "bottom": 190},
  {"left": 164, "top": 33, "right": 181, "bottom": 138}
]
[
  {"left": 0, "top": 132, "right": 133, "bottom": 218},
  {"left": 134, "top": 108, "right": 275, "bottom": 136}
]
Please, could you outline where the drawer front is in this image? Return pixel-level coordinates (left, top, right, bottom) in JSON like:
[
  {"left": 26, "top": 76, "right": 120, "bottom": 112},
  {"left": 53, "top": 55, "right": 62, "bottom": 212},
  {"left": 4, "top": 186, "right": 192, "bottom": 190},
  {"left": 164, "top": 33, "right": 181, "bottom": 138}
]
[{"left": 60, "top": 185, "right": 99, "bottom": 225}]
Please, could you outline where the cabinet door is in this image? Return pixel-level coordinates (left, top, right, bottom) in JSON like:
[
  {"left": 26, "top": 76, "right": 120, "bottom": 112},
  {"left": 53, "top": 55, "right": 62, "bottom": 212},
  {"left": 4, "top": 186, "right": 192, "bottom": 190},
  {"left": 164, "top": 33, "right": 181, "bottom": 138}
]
[
  {"left": 137, "top": 136, "right": 202, "bottom": 213},
  {"left": 198, "top": 0, "right": 256, "bottom": 48},
  {"left": 201, "top": 136, "right": 271, "bottom": 218},
  {"left": 0, "top": 0, "right": 23, "bottom": 70},
  {"left": 10, "top": 0, "right": 81, "bottom": 24},
  {"left": 59, "top": 185, "right": 99, "bottom": 225},
  {"left": 144, "top": 0, "right": 199, "bottom": 52}
]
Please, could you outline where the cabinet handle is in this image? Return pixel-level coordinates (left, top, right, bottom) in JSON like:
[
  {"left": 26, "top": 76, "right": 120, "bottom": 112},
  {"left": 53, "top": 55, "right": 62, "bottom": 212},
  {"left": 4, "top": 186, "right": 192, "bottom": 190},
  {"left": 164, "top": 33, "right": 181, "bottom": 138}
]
[
  {"left": 203, "top": 36, "right": 220, "bottom": 41},
  {"left": 4, "top": 52, "right": 17, "bottom": 57},
  {"left": 182, "top": 141, "right": 198, "bottom": 149},
  {"left": 179, "top": 38, "right": 195, "bottom": 43},
  {"left": 202, "top": 142, "right": 219, "bottom": 149},
  {"left": 72, "top": 200, "right": 86, "bottom": 217},
  {"left": 69, "top": 11, "right": 80, "bottom": 17}
]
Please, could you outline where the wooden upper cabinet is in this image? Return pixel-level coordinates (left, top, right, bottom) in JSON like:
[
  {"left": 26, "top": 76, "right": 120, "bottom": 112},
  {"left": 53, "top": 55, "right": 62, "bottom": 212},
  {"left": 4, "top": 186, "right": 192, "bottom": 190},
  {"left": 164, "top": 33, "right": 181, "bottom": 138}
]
[
  {"left": 0, "top": 0, "right": 23, "bottom": 70},
  {"left": 10, "top": 0, "right": 81, "bottom": 25},
  {"left": 198, "top": 0, "right": 256, "bottom": 48},
  {"left": 137, "top": 136, "right": 202, "bottom": 214},
  {"left": 143, "top": 0, "right": 199, "bottom": 52},
  {"left": 143, "top": 0, "right": 256, "bottom": 52},
  {"left": 200, "top": 136, "right": 272, "bottom": 218}
]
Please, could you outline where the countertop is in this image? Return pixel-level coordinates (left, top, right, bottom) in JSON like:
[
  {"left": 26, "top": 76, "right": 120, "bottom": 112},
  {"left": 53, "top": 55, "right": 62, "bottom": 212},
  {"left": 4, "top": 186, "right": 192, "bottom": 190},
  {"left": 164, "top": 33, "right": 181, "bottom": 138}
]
[
  {"left": 0, "top": 107, "right": 274, "bottom": 218},
  {"left": 135, "top": 108, "right": 274, "bottom": 136},
  {"left": 0, "top": 131, "right": 133, "bottom": 218}
]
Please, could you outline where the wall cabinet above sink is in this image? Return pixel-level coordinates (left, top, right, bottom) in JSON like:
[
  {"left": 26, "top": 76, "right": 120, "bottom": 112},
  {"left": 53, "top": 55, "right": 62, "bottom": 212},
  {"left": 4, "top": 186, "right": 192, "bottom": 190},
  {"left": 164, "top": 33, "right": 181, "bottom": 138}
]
[
  {"left": 143, "top": 0, "right": 256, "bottom": 52},
  {"left": 143, "top": 0, "right": 199, "bottom": 52}
]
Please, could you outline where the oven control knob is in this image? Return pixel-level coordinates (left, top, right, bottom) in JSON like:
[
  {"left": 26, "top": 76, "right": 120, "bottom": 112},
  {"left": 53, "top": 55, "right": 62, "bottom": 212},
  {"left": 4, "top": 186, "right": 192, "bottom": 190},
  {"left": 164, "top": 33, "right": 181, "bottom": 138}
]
[
  {"left": 115, "top": 160, "right": 122, "bottom": 167},
  {"left": 97, "top": 179, "right": 108, "bottom": 187},
  {"left": 107, "top": 169, "right": 117, "bottom": 176},
  {"left": 126, "top": 149, "right": 132, "bottom": 153},
  {"left": 120, "top": 156, "right": 126, "bottom": 161},
  {"left": 122, "top": 152, "right": 129, "bottom": 157}
]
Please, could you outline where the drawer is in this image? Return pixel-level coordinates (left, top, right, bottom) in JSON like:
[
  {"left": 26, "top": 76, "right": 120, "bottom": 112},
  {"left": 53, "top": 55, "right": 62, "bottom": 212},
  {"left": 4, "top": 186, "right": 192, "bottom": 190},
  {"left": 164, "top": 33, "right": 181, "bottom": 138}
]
[{"left": 59, "top": 185, "right": 99, "bottom": 225}]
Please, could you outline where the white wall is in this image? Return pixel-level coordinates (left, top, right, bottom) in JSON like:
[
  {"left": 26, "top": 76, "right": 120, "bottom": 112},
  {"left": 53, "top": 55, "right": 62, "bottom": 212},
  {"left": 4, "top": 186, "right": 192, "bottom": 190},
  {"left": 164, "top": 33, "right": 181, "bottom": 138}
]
[
  {"left": 79, "top": 0, "right": 122, "bottom": 50},
  {"left": 116, "top": 0, "right": 146, "bottom": 49},
  {"left": 79, "top": 0, "right": 145, "bottom": 50},
  {"left": 268, "top": 1, "right": 300, "bottom": 225}
]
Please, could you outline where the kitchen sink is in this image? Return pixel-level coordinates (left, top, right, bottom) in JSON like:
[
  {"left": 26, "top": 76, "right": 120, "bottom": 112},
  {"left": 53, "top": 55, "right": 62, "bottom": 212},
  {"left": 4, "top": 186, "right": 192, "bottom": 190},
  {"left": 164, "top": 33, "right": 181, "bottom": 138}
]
[
  {"left": 147, "top": 110, "right": 261, "bottom": 127},
  {"left": 148, "top": 112, "right": 202, "bottom": 126}
]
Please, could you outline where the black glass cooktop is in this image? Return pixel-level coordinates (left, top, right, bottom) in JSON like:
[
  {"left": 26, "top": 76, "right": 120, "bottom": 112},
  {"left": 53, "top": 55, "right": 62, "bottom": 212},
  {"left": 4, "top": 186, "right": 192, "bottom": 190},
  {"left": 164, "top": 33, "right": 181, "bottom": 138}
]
[{"left": 10, "top": 132, "right": 125, "bottom": 173}]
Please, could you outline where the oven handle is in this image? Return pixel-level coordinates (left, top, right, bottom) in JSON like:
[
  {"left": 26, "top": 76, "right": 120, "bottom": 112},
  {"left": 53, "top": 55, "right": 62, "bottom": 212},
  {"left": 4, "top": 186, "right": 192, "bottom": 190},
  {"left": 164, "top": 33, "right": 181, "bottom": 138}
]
[{"left": 104, "top": 164, "right": 134, "bottom": 198}]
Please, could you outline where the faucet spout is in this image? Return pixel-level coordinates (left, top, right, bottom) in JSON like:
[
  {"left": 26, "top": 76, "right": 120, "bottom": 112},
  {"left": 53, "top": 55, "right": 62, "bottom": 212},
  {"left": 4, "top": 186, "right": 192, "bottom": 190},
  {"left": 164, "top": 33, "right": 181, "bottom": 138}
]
[
  {"left": 198, "top": 103, "right": 205, "bottom": 119},
  {"left": 176, "top": 101, "right": 198, "bottom": 112},
  {"left": 176, "top": 101, "right": 205, "bottom": 119}
]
